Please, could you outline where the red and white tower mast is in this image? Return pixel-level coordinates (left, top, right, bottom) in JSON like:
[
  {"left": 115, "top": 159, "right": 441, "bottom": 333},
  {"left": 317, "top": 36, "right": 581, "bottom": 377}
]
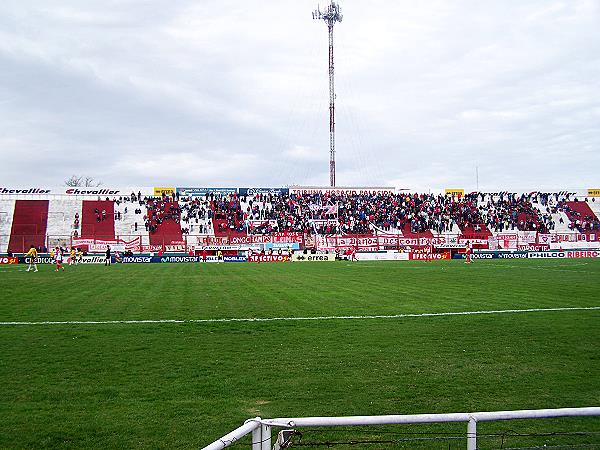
[{"left": 313, "top": 2, "right": 343, "bottom": 187}]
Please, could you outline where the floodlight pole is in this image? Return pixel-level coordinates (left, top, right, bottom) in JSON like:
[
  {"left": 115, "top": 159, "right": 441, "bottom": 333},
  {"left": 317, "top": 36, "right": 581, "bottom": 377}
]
[{"left": 313, "top": 2, "right": 343, "bottom": 187}]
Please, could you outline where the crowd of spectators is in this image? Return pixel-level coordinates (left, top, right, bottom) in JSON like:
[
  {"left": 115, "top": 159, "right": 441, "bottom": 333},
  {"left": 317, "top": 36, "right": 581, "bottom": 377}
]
[
  {"left": 195, "top": 191, "right": 581, "bottom": 236},
  {"left": 98, "top": 190, "right": 596, "bottom": 237},
  {"left": 479, "top": 192, "right": 555, "bottom": 233},
  {"left": 241, "top": 192, "right": 479, "bottom": 235},
  {"left": 109, "top": 192, "right": 212, "bottom": 236},
  {"left": 73, "top": 212, "right": 80, "bottom": 228},
  {"left": 143, "top": 199, "right": 180, "bottom": 235},
  {"left": 178, "top": 197, "right": 212, "bottom": 235},
  {"left": 557, "top": 202, "right": 600, "bottom": 232},
  {"left": 212, "top": 196, "right": 245, "bottom": 233}
]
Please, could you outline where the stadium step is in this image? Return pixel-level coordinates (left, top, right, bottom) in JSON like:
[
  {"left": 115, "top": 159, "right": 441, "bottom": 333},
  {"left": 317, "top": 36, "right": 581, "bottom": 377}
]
[
  {"left": 81, "top": 200, "right": 116, "bottom": 240},
  {"left": 564, "top": 201, "right": 599, "bottom": 234},
  {"left": 8, "top": 200, "right": 49, "bottom": 252},
  {"left": 147, "top": 200, "right": 183, "bottom": 247},
  {"left": 46, "top": 199, "right": 82, "bottom": 242}
]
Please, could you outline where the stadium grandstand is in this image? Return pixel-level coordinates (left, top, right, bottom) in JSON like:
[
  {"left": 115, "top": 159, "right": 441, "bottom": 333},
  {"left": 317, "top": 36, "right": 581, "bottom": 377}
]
[{"left": 1, "top": 185, "right": 599, "bottom": 260}]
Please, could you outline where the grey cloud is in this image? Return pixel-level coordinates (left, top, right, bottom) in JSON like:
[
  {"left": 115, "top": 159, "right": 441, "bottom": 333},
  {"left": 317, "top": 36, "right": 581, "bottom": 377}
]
[{"left": 0, "top": 0, "right": 598, "bottom": 191}]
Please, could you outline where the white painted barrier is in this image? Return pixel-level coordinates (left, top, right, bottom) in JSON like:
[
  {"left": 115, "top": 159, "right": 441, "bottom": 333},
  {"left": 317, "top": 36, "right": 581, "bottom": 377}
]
[
  {"left": 203, "top": 418, "right": 261, "bottom": 450},
  {"left": 203, "top": 407, "right": 600, "bottom": 450}
]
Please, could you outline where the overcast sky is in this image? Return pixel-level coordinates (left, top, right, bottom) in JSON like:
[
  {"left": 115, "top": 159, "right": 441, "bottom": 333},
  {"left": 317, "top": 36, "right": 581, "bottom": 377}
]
[{"left": 0, "top": 0, "right": 599, "bottom": 192}]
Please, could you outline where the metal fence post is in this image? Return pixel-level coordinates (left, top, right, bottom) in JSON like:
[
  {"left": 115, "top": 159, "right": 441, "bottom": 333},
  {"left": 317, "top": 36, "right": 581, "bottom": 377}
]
[
  {"left": 260, "top": 425, "right": 271, "bottom": 450},
  {"left": 251, "top": 427, "right": 261, "bottom": 450},
  {"left": 467, "top": 416, "right": 477, "bottom": 450}
]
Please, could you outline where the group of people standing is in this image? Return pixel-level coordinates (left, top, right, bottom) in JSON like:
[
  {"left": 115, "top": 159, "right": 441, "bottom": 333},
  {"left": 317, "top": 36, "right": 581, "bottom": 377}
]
[
  {"left": 25, "top": 245, "right": 80, "bottom": 272},
  {"left": 49, "top": 247, "right": 84, "bottom": 271},
  {"left": 25, "top": 245, "right": 113, "bottom": 272}
]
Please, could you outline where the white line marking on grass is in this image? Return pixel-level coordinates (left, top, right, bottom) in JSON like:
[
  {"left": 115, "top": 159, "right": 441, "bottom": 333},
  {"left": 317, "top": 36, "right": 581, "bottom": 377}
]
[{"left": 1, "top": 306, "right": 599, "bottom": 327}]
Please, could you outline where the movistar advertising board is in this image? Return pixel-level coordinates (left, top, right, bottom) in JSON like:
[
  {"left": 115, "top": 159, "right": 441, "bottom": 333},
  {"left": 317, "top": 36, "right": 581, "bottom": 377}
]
[
  {"left": 452, "top": 250, "right": 600, "bottom": 259},
  {"left": 452, "top": 251, "right": 528, "bottom": 260}
]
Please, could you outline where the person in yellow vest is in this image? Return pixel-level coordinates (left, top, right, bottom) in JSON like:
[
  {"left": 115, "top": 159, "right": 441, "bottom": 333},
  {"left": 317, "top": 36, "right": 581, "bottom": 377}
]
[
  {"left": 25, "top": 245, "right": 38, "bottom": 272},
  {"left": 69, "top": 247, "right": 76, "bottom": 266},
  {"left": 76, "top": 248, "right": 83, "bottom": 264},
  {"left": 217, "top": 250, "right": 223, "bottom": 264}
]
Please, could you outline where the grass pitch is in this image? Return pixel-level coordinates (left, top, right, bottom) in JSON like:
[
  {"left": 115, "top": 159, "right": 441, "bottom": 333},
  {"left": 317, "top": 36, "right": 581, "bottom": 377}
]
[{"left": 1, "top": 259, "right": 599, "bottom": 449}]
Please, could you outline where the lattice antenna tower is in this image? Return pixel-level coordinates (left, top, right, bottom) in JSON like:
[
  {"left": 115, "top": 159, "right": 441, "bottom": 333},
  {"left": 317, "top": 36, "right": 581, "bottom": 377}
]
[{"left": 312, "top": 1, "right": 343, "bottom": 187}]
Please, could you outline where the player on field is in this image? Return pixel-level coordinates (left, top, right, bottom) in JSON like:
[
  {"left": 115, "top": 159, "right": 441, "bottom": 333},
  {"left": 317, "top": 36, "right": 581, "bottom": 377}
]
[
  {"left": 425, "top": 244, "right": 433, "bottom": 262},
  {"left": 350, "top": 246, "right": 357, "bottom": 261},
  {"left": 68, "top": 247, "right": 76, "bottom": 265},
  {"left": 25, "top": 245, "right": 38, "bottom": 272},
  {"left": 53, "top": 247, "right": 65, "bottom": 271},
  {"left": 105, "top": 245, "right": 111, "bottom": 266},
  {"left": 465, "top": 241, "right": 472, "bottom": 264}
]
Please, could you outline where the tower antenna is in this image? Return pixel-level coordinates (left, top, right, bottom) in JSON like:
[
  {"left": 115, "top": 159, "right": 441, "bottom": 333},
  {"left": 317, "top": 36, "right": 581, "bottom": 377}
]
[{"left": 313, "top": 1, "right": 343, "bottom": 187}]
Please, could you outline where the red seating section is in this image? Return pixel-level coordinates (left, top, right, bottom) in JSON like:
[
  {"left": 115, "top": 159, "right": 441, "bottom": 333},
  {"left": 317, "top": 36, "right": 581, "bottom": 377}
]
[
  {"left": 81, "top": 200, "right": 115, "bottom": 240},
  {"left": 564, "top": 201, "right": 599, "bottom": 234},
  {"left": 212, "top": 218, "right": 229, "bottom": 236},
  {"left": 460, "top": 224, "right": 492, "bottom": 239},
  {"left": 212, "top": 218, "right": 247, "bottom": 237},
  {"left": 148, "top": 201, "right": 183, "bottom": 246},
  {"left": 211, "top": 195, "right": 246, "bottom": 236},
  {"left": 517, "top": 212, "right": 541, "bottom": 231},
  {"left": 398, "top": 223, "right": 434, "bottom": 238},
  {"left": 566, "top": 201, "right": 598, "bottom": 221},
  {"left": 8, "top": 200, "right": 49, "bottom": 253}
]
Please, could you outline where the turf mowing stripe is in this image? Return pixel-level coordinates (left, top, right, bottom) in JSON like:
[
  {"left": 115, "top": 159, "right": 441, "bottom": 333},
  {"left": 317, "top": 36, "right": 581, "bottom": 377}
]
[{"left": 1, "top": 306, "right": 599, "bottom": 326}]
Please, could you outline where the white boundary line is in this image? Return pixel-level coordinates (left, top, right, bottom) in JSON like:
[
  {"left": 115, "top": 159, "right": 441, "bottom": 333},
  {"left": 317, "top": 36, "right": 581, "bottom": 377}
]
[{"left": 1, "top": 306, "right": 599, "bottom": 326}]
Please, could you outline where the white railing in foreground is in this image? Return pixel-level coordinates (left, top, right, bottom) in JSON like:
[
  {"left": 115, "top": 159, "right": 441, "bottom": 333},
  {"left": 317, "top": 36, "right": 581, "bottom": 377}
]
[{"left": 203, "top": 407, "right": 600, "bottom": 450}]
